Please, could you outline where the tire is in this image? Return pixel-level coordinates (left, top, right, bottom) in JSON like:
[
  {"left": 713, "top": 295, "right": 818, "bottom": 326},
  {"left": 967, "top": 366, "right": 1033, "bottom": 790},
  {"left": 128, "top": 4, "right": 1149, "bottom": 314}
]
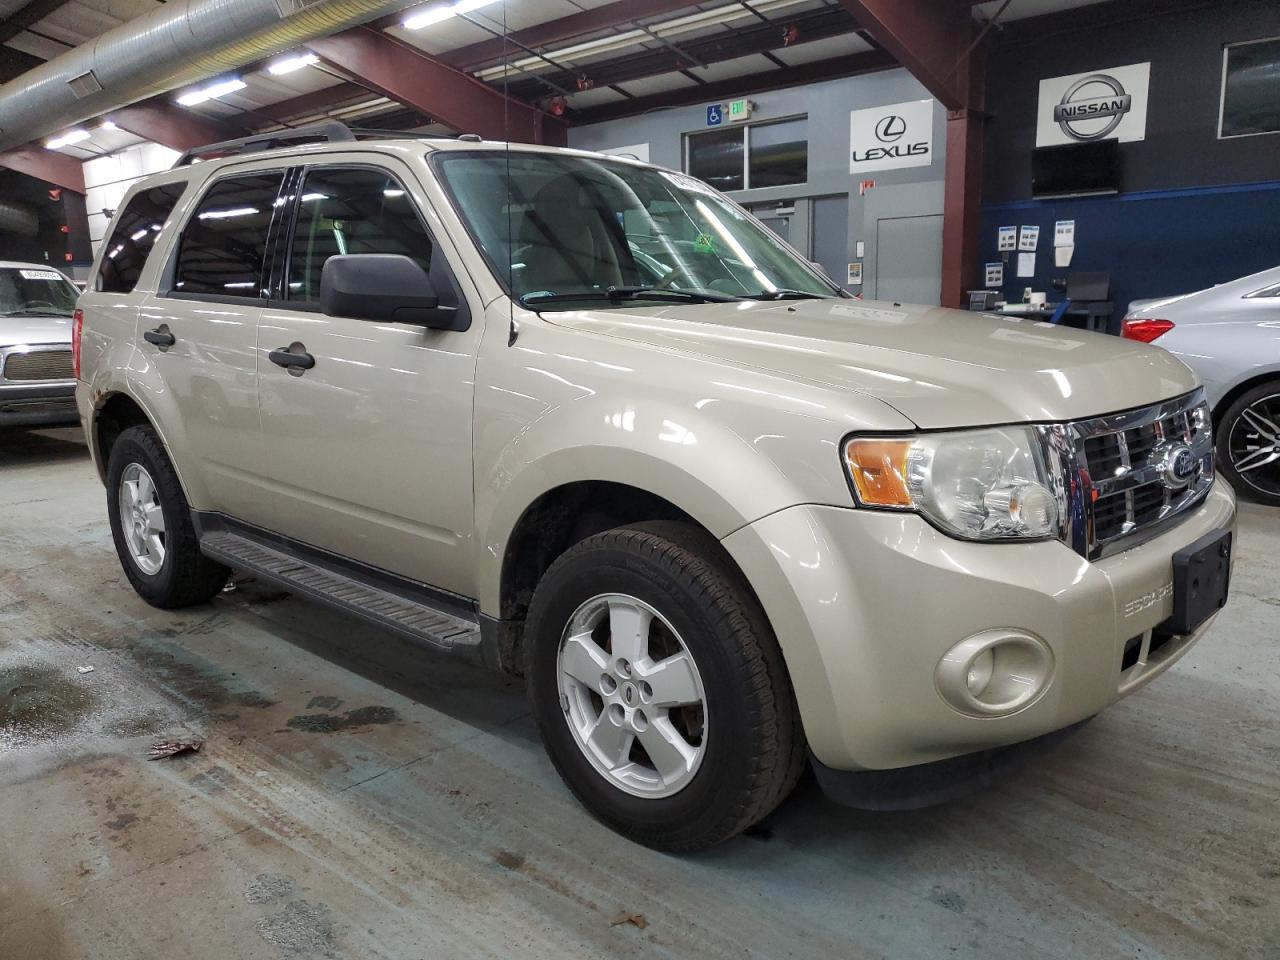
[
  {"left": 525, "top": 521, "right": 805, "bottom": 852},
  {"left": 106, "top": 424, "right": 228, "bottom": 608},
  {"left": 1216, "top": 381, "right": 1280, "bottom": 507}
]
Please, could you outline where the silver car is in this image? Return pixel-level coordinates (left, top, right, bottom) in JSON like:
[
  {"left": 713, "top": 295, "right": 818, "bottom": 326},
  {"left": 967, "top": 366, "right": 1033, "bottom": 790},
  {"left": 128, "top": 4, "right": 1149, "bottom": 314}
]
[
  {"left": 0, "top": 261, "right": 81, "bottom": 428},
  {"left": 1124, "top": 266, "right": 1280, "bottom": 506}
]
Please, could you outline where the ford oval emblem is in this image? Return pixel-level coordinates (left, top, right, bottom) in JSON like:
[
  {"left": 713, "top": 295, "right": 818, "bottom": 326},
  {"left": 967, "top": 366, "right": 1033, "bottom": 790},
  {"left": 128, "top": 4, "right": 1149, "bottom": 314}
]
[{"left": 1159, "top": 443, "right": 1199, "bottom": 490}]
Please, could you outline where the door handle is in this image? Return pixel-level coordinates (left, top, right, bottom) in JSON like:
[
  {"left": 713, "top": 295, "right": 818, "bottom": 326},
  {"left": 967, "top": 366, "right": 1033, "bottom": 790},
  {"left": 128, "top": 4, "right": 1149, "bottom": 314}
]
[
  {"left": 143, "top": 326, "right": 175, "bottom": 349},
  {"left": 269, "top": 343, "right": 316, "bottom": 374}
]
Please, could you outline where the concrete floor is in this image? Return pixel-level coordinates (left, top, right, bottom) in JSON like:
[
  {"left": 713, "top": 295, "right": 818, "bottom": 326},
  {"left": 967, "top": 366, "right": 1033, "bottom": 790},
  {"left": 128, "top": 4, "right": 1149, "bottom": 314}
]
[{"left": 1, "top": 427, "right": 1278, "bottom": 960}]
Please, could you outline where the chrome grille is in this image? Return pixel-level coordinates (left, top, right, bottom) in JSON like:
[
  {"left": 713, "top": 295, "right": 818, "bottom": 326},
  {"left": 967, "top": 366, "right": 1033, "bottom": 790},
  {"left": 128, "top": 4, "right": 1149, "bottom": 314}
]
[
  {"left": 1040, "top": 390, "right": 1215, "bottom": 560},
  {"left": 3, "top": 349, "right": 73, "bottom": 382}
]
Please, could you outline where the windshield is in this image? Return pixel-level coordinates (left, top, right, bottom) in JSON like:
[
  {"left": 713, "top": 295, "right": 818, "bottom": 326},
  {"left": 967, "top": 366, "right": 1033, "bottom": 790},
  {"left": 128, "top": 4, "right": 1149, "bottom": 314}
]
[
  {"left": 0, "top": 267, "right": 78, "bottom": 317},
  {"left": 434, "top": 151, "right": 844, "bottom": 309}
]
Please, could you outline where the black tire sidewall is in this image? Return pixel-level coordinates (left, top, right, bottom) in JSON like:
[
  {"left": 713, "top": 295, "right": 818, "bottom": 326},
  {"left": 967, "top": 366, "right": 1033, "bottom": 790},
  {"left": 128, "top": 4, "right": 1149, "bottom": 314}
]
[
  {"left": 106, "top": 427, "right": 187, "bottom": 602},
  {"left": 1217, "top": 383, "right": 1280, "bottom": 506},
  {"left": 527, "top": 536, "right": 765, "bottom": 843}
]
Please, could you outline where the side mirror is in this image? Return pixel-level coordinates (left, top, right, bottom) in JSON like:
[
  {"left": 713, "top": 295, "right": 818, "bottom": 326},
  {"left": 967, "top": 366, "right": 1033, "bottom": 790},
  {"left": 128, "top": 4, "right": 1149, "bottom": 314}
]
[{"left": 320, "top": 254, "right": 462, "bottom": 330}]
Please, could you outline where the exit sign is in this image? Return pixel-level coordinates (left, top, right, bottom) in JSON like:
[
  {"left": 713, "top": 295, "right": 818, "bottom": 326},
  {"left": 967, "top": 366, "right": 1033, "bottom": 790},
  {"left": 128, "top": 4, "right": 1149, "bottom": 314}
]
[{"left": 728, "top": 98, "right": 752, "bottom": 121}]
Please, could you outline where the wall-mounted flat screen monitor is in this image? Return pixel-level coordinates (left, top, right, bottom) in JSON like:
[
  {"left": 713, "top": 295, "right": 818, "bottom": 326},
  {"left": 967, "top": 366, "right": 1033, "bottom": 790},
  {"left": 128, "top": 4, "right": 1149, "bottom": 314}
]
[{"left": 1032, "top": 141, "right": 1121, "bottom": 198}]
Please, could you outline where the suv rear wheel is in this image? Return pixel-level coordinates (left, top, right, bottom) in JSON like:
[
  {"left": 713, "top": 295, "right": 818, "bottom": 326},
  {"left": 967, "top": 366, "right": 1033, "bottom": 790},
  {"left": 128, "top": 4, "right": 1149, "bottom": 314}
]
[
  {"left": 106, "top": 425, "right": 228, "bottom": 608},
  {"left": 1217, "top": 381, "right": 1280, "bottom": 507},
  {"left": 525, "top": 521, "right": 805, "bottom": 851}
]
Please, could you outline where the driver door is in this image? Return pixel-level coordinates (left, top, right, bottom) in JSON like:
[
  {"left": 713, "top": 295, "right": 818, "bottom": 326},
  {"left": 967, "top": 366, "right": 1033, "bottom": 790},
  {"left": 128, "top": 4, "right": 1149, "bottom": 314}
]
[{"left": 254, "top": 159, "right": 482, "bottom": 597}]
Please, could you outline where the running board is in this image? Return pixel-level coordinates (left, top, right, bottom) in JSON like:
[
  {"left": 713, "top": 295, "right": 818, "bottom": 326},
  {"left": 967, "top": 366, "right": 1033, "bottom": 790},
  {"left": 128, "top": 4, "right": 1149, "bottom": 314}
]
[{"left": 198, "top": 529, "right": 483, "bottom": 657}]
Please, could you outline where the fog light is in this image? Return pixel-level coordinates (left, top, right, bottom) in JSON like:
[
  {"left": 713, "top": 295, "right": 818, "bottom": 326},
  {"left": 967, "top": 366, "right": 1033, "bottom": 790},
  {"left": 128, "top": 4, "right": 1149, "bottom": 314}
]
[{"left": 936, "top": 630, "right": 1054, "bottom": 717}]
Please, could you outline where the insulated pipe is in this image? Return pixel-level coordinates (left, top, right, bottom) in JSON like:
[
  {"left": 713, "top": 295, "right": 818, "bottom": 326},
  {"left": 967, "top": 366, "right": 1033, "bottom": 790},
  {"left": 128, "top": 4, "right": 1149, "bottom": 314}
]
[
  {"left": 0, "top": 0, "right": 422, "bottom": 152},
  {"left": 0, "top": 198, "right": 38, "bottom": 237}
]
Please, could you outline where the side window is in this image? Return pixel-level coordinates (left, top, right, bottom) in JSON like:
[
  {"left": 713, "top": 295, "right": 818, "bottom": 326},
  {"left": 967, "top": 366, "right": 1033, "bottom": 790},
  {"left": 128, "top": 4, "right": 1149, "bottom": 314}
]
[
  {"left": 287, "top": 167, "right": 433, "bottom": 302},
  {"left": 173, "top": 172, "right": 284, "bottom": 297},
  {"left": 96, "top": 181, "right": 186, "bottom": 294}
]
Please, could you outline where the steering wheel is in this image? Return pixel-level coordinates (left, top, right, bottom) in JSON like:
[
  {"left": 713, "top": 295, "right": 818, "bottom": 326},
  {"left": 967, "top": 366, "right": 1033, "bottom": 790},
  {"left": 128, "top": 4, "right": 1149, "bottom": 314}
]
[{"left": 654, "top": 261, "right": 698, "bottom": 291}]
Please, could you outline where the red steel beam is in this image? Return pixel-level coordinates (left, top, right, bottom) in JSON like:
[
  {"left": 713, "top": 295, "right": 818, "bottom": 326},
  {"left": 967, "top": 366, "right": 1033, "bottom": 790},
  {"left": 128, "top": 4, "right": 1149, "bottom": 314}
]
[
  {"left": 106, "top": 98, "right": 242, "bottom": 151},
  {"left": 308, "top": 28, "right": 567, "bottom": 145},
  {"left": 574, "top": 48, "right": 895, "bottom": 124},
  {"left": 838, "top": 0, "right": 978, "bottom": 111},
  {"left": 437, "top": 0, "right": 703, "bottom": 69},
  {"left": 0, "top": 144, "right": 85, "bottom": 193}
]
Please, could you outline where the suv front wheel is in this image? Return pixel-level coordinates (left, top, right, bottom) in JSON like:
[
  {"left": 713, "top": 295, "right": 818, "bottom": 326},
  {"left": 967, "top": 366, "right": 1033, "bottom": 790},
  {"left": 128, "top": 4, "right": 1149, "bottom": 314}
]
[
  {"left": 525, "top": 521, "right": 805, "bottom": 851},
  {"left": 106, "top": 424, "right": 228, "bottom": 608}
]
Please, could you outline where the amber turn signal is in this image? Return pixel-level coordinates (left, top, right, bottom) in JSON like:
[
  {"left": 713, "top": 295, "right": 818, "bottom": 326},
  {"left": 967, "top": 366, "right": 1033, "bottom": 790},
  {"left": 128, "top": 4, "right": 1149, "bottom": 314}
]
[{"left": 844, "top": 438, "right": 913, "bottom": 508}]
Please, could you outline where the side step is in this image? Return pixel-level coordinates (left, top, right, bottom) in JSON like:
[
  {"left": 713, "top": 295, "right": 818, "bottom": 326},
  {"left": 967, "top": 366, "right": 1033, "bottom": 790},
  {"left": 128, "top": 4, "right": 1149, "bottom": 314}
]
[{"left": 199, "top": 530, "right": 483, "bottom": 657}]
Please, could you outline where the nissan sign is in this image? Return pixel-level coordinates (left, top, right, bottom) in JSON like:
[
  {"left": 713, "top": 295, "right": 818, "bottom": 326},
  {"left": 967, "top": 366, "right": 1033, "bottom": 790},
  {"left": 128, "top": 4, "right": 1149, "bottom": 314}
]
[
  {"left": 850, "top": 98, "right": 934, "bottom": 173},
  {"left": 1036, "top": 62, "right": 1150, "bottom": 147}
]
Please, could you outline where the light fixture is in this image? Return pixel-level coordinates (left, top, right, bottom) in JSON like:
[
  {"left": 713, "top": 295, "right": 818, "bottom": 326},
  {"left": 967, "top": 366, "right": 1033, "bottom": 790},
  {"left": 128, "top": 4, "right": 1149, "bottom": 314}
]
[
  {"left": 46, "top": 129, "right": 92, "bottom": 149},
  {"left": 267, "top": 53, "right": 319, "bottom": 75},
  {"left": 403, "top": 0, "right": 501, "bottom": 31},
  {"left": 176, "top": 77, "right": 247, "bottom": 107},
  {"left": 98, "top": 120, "right": 118, "bottom": 131}
]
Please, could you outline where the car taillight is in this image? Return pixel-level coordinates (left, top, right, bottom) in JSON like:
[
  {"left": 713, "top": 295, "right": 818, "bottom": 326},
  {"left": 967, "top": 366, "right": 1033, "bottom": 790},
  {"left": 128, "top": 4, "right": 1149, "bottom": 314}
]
[
  {"left": 1121, "top": 318, "right": 1174, "bottom": 343},
  {"left": 72, "top": 307, "right": 84, "bottom": 378}
]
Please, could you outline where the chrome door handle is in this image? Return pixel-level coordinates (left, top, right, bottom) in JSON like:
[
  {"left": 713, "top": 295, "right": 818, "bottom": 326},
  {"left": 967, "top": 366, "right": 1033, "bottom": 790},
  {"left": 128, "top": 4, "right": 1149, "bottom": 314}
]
[{"left": 143, "top": 326, "right": 175, "bottom": 348}]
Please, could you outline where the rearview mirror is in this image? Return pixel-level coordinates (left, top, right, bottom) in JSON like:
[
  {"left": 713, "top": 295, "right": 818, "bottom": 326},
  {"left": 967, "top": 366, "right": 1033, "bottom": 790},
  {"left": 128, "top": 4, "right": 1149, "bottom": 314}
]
[{"left": 319, "top": 254, "right": 463, "bottom": 330}]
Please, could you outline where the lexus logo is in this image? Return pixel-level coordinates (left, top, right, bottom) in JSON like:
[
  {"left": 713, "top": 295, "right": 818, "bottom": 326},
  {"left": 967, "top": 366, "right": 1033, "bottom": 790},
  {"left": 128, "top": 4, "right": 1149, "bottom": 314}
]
[
  {"left": 1052, "top": 73, "right": 1132, "bottom": 141},
  {"left": 875, "top": 115, "right": 906, "bottom": 142},
  {"left": 1153, "top": 442, "right": 1199, "bottom": 491}
]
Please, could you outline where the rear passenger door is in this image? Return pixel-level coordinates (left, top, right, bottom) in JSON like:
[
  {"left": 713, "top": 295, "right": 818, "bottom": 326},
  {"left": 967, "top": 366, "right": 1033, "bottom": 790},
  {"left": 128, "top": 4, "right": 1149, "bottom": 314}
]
[
  {"left": 139, "top": 166, "right": 286, "bottom": 525},
  {"left": 255, "top": 159, "right": 482, "bottom": 597}
]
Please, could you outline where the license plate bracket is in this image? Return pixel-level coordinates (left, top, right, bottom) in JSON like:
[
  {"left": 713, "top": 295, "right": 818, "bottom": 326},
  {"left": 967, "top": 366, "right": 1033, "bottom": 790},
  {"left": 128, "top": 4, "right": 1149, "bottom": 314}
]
[{"left": 1166, "top": 529, "right": 1232, "bottom": 635}]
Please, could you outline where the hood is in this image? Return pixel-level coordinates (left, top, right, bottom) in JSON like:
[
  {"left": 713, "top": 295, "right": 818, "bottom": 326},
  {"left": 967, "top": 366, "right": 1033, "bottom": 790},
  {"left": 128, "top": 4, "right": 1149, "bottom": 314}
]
[
  {"left": 0, "top": 314, "right": 73, "bottom": 349},
  {"left": 543, "top": 298, "right": 1199, "bottom": 428}
]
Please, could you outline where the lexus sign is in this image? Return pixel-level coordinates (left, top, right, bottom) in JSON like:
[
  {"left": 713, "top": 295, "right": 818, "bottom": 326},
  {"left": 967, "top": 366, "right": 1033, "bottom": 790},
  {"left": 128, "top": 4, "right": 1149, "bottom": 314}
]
[
  {"left": 850, "top": 98, "right": 934, "bottom": 173},
  {"left": 1036, "top": 62, "right": 1150, "bottom": 146}
]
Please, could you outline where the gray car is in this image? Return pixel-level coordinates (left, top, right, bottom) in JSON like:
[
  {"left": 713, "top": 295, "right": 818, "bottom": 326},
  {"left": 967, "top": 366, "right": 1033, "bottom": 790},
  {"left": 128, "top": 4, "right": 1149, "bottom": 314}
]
[
  {"left": 0, "top": 261, "right": 81, "bottom": 428},
  {"left": 1124, "top": 265, "right": 1280, "bottom": 506}
]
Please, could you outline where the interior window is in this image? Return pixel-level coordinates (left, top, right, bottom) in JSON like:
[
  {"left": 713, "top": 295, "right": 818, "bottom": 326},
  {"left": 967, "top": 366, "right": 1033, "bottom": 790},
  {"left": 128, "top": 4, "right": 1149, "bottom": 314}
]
[
  {"left": 97, "top": 181, "right": 186, "bottom": 294},
  {"left": 286, "top": 167, "right": 433, "bottom": 302},
  {"left": 173, "top": 172, "right": 283, "bottom": 297}
]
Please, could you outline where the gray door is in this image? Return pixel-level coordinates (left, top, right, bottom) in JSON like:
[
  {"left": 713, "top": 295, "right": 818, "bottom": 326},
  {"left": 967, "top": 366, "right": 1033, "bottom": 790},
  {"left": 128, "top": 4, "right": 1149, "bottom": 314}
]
[
  {"left": 811, "top": 195, "right": 849, "bottom": 290},
  {"left": 874, "top": 213, "right": 943, "bottom": 305}
]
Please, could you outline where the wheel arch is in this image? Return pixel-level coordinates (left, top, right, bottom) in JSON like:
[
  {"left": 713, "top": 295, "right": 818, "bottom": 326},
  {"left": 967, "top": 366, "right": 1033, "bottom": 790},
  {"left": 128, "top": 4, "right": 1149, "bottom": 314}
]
[{"left": 1211, "top": 369, "right": 1280, "bottom": 429}]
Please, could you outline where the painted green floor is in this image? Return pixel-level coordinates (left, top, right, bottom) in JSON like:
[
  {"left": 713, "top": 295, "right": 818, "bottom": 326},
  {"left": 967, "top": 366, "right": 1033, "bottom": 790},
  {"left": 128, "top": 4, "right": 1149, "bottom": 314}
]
[{"left": 2, "top": 427, "right": 1278, "bottom": 959}]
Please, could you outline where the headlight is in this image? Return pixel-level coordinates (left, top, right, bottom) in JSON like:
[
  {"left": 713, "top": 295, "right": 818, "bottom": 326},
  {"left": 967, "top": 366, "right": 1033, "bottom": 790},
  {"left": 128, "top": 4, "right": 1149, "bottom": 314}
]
[{"left": 843, "top": 427, "right": 1059, "bottom": 541}]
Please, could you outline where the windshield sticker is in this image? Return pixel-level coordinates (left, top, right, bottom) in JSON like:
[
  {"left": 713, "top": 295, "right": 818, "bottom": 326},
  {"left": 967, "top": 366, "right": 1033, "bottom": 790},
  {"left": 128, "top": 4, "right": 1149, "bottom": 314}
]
[
  {"left": 693, "top": 233, "right": 717, "bottom": 254},
  {"left": 829, "top": 304, "right": 907, "bottom": 323},
  {"left": 19, "top": 269, "right": 63, "bottom": 281}
]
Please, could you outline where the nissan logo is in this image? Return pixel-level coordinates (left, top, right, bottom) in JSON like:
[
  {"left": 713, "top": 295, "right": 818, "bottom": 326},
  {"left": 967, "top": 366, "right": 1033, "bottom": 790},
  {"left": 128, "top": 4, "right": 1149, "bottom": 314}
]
[
  {"left": 874, "top": 115, "right": 906, "bottom": 143},
  {"left": 1154, "top": 443, "right": 1199, "bottom": 491},
  {"left": 1052, "top": 73, "right": 1132, "bottom": 141}
]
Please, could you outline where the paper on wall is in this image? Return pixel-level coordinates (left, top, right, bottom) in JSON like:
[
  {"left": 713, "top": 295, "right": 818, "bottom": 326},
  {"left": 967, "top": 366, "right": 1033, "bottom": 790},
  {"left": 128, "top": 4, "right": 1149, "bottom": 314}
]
[
  {"left": 1054, "top": 220, "right": 1075, "bottom": 247},
  {"left": 997, "top": 226, "right": 1017, "bottom": 251},
  {"left": 1017, "top": 252, "right": 1036, "bottom": 278},
  {"left": 1018, "top": 225, "right": 1040, "bottom": 251},
  {"left": 985, "top": 262, "right": 1004, "bottom": 287}
]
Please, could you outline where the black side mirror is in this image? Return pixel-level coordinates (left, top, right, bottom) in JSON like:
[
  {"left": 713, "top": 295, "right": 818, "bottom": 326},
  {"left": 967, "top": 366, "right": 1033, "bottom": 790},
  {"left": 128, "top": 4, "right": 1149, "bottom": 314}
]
[{"left": 319, "top": 254, "right": 463, "bottom": 330}]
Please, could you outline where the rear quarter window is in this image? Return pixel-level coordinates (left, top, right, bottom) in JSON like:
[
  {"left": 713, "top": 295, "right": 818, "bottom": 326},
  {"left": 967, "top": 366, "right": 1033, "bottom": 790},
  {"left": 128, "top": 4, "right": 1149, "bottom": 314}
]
[{"left": 96, "top": 181, "right": 187, "bottom": 294}]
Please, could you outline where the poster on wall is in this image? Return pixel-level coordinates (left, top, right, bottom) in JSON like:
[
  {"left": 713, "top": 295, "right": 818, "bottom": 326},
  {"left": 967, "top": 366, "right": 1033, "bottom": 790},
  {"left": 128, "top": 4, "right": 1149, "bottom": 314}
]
[
  {"left": 985, "top": 263, "right": 1004, "bottom": 287},
  {"left": 1054, "top": 220, "right": 1076, "bottom": 246},
  {"left": 997, "top": 226, "right": 1017, "bottom": 251},
  {"left": 1018, "top": 225, "right": 1040, "bottom": 251},
  {"left": 1036, "top": 62, "right": 1150, "bottom": 147},
  {"left": 849, "top": 98, "right": 934, "bottom": 173},
  {"left": 847, "top": 263, "right": 863, "bottom": 286}
]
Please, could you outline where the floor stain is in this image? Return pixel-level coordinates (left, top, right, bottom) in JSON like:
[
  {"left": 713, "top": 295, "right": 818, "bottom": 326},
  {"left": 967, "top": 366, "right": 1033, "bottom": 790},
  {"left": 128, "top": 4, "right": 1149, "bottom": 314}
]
[
  {"left": 104, "top": 812, "right": 138, "bottom": 832},
  {"left": 254, "top": 899, "right": 338, "bottom": 955},
  {"left": 245, "top": 873, "right": 299, "bottom": 905},
  {"left": 286, "top": 706, "right": 398, "bottom": 734},
  {"left": 0, "top": 664, "right": 96, "bottom": 745},
  {"left": 306, "top": 696, "right": 344, "bottom": 711}
]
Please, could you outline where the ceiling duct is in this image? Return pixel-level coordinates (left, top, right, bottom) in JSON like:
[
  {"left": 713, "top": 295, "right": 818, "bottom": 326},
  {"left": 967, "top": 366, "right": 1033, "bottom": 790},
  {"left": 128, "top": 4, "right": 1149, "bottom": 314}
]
[
  {"left": 0, "top": 0, "right": 422, "bottom": 151},
  {"left": 0, "top": 199, "right": 39, "bottom": 237}
]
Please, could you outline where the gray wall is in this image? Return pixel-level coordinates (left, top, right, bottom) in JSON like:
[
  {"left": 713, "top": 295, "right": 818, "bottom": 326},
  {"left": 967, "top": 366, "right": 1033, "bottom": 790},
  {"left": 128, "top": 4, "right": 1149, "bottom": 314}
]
[{"left": 568, "top": 67, "right": 947, "bottom": 296}]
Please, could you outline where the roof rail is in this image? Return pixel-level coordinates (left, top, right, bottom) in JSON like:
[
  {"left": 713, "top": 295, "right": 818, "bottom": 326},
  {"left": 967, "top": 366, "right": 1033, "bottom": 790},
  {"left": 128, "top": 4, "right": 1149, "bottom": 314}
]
[{"left": 171, "top": 122, "right": 357, "bottom": 168}]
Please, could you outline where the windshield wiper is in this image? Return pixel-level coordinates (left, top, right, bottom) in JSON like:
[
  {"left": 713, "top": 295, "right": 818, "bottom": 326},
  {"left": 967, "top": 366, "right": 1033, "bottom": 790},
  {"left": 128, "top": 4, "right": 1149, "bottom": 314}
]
[
  {"left": 746, "top": 289, "right": 831, "bottom": 301},
  {"left": 520, "top": 286, "right": 740, "bottom": 306}
]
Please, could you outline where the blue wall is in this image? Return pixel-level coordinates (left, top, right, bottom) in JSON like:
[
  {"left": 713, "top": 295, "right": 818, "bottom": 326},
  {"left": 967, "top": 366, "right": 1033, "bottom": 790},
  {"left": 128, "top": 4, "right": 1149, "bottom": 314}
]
[{"left": 980, "top": 181, "right": 1280, "bottom": 330}]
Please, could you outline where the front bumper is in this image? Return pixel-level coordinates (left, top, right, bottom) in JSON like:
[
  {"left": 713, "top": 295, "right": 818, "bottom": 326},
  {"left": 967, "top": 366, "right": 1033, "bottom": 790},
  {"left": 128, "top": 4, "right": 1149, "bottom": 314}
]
[
  {"left": 0, "top": 382, "right": 79, "bottom": 427},
  {"left": 722, "top": 479, "right": 1237, "bottom": 772}
]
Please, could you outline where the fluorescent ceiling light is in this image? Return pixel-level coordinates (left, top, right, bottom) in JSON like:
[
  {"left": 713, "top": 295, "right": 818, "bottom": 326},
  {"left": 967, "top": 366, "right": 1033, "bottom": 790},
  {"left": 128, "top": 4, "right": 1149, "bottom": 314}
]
[
  {"left": 268, "top": 53, "right": 319, "bottom": 75},
  {"left": 46, "top": 129, "right": 92, "bottom": 149},
  {"left": 403, "top": 0, "right": 501, "bottom": 31},
  {"left": 197, "top": 206, "right": 258, "bottom": 220},
  {"left": 176, "top": 77, "right": 247, "bottom": 107},
  {"left": 98, "top": 120, "right": 118, "bottom": 131}
]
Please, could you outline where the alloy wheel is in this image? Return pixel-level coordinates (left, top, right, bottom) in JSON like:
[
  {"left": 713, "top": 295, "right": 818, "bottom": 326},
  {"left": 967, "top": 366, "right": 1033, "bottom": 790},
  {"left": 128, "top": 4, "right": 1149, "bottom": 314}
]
[
  {"left": 1228, "top": 394, "right": 1280, "bottom": 498},
  {"left": 556, "top": 593, "right": 708, "bottom": 798},
  {"left": 118, "top": 462, "right": 167, "bottom": 575}
]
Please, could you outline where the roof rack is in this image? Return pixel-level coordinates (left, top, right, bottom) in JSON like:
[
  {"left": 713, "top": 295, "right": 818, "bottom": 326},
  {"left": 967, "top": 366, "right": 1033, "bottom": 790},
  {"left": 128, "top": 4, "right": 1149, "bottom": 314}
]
[{"left": 172, "top": 122, "right": 358, "bottom": 167}]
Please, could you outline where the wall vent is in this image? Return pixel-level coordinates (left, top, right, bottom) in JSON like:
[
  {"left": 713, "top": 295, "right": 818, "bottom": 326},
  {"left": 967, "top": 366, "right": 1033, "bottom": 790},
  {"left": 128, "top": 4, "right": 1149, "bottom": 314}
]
[{"left": 67, "top": 72, "right": 103, "bottom": 99}]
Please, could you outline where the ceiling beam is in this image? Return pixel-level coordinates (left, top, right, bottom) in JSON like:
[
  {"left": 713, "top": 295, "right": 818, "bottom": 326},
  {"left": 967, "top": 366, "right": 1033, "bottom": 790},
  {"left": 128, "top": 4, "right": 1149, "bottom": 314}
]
[
  {"left": 438, "top": 0, "right": 704, "bottom": 69},
  {"left": 105, "top": 98, "right": 242, "bottom": 151},
  {"left": 0, "top": 46, "right": 42, "bottom": 83},
  {"left": 0, "top": 0, "right": 75, "bottom": 45},
  {"left": 573, "top": 48, "right": 896, "bottom": 124},
  {"left": 0, "top": 143, "right": 84, "bottom": 193},
  {"left": 237, "top": 81, "right": 373, "bottom": 129},
  {"left": 308, "top": 28, "right": 567, "bottom": 145},
  {"left": 838, "top": 0, "right": 978, "bottom": 111}
]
